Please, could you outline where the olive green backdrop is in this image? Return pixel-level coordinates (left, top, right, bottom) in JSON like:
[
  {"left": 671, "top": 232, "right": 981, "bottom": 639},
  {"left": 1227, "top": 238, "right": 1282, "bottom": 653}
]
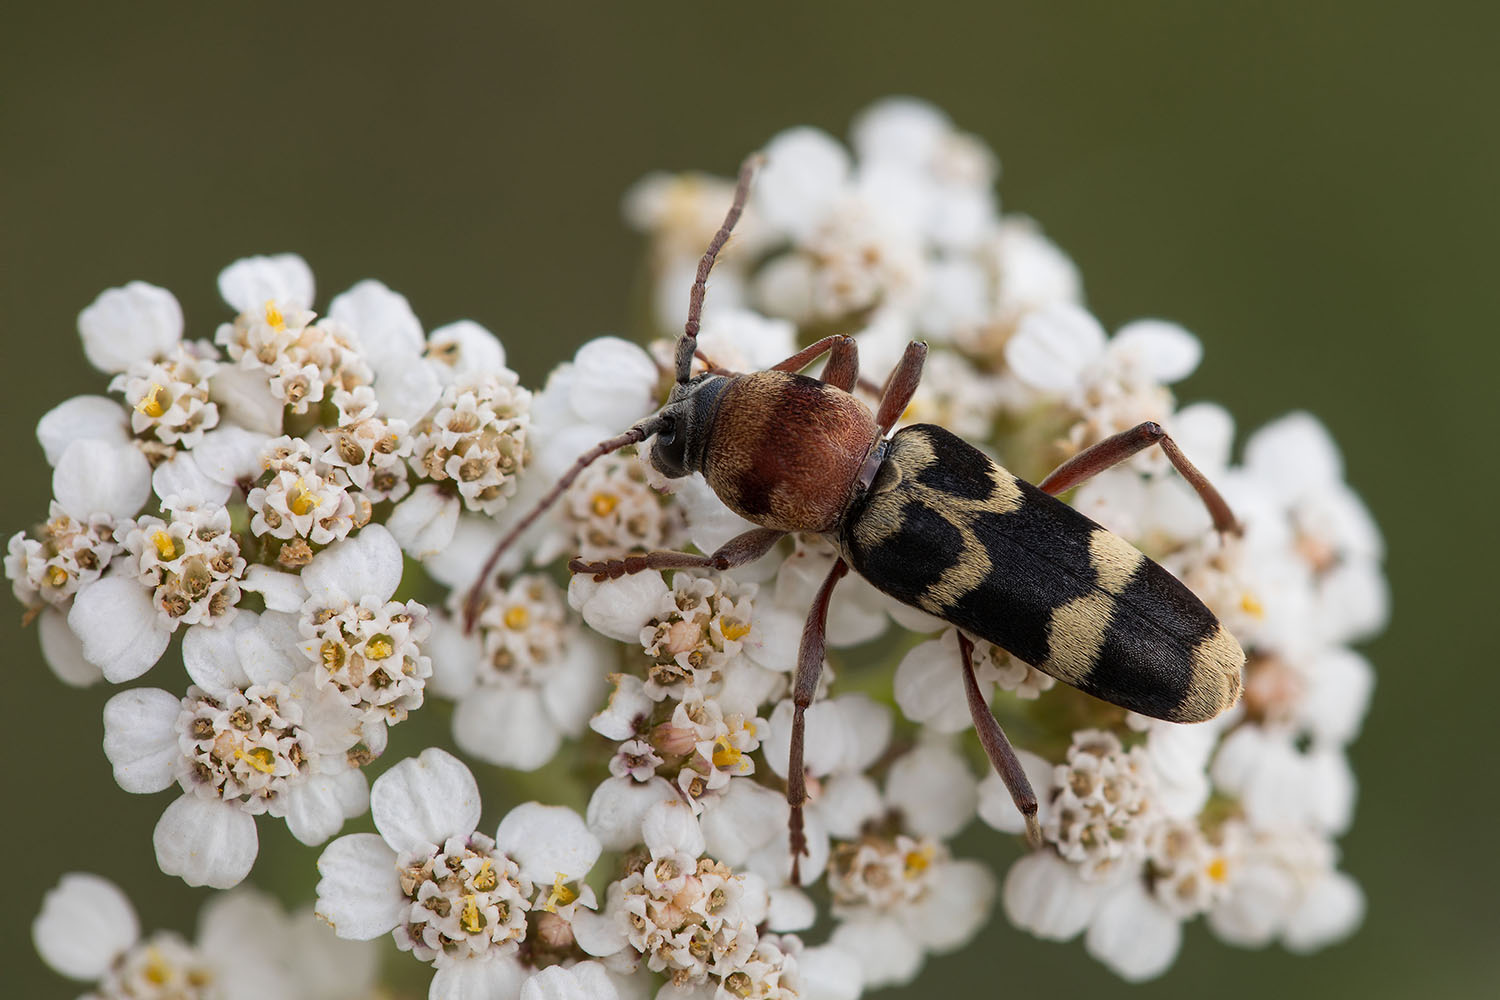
[{"left": 3, "top": 3, "right": 1495, "bottom": 998}]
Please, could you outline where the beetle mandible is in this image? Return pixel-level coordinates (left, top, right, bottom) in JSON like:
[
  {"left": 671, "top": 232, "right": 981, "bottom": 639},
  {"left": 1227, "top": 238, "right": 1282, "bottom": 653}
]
[{"left": 464, "top": 155, "right": 1245, "bottom": 879}]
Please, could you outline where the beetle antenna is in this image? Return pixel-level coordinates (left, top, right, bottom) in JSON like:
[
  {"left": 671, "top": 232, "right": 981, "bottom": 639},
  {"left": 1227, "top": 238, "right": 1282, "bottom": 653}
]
[
  {"left": 461, "top": 414, "right": 669, "bottom": 633},
  {"left": 675, "top": 153, "right": 762, "bottom": 385}
]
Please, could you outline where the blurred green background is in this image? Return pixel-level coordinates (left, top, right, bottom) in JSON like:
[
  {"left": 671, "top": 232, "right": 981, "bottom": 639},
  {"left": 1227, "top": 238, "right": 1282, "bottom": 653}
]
[{"left": 3, "top": 3, "right": 1495, "bottom": 997}]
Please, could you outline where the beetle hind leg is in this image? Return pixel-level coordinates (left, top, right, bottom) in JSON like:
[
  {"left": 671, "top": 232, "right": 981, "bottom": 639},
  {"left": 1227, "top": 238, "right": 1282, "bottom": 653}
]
[
  {"left": 1038, "top": 420, "right": 1241, "bottom": 535},
  {"left": 786, "top": 557, "right": 848, "bottom": 884},
  {"left": 958, "top": 632, "right": 1043, "bottom": 847}
]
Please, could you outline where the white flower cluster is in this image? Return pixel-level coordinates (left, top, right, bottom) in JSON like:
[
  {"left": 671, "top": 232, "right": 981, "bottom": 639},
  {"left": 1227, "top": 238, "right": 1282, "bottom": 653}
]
[
  {"left": 8, "top": 255, "right": 532, "bottom": 888},
  {"left": 22, "top": 97, "right": 1385, "bottom": 999}
]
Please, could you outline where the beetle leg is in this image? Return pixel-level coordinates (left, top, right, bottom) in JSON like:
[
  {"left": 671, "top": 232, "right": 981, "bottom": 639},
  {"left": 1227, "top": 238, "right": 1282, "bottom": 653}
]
[
  {"left": 568, "top": 527, "right": 785, "bottom": 581},
  {"left": 770, "top": 335, "right": 861, "bottom": 392},
  {"left": 1038, "top": 420, "right": 1241, "bottom": 535},
  {"left": 787, "top": 556, "right": 848, "bottom": 884},
  {"left": 958, "top": 632, "right": 1042, "bottom": 847},
  {"left": 874, "top": 341, "right": 929, "bottom": 435}
]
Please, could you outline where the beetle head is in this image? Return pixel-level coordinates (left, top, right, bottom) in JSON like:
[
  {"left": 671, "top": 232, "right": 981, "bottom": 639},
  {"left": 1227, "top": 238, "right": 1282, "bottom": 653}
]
[{"left": 649, "top": 372, "right": 731, "bottom": 479}]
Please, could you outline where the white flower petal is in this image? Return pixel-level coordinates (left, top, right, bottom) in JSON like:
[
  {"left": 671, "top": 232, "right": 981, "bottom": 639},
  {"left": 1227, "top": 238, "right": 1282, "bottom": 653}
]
[
  {"left": 1084, "top": 880, "right": 1183, "bottom": 982},
  {"left": 1284, "top": 870, "right": 1364, "bottom": 953},
  {"left": 836, "top": 693, "right": 892, "bottom": 772},
  {"left": 373, "top": 359, "right": 444, "bottom": 425},
  {"left": 315, "top": 832, "right": 404, "bottom": 939},
  {"left": 885, "top": 741, "right": 977, "bottom": 840},
  {"left": 53, "top": 439, "right": 151, "bottom": 520},
  {"left": 766, "top": 886, "right": 815, "bottom": 932},
  {"left": 302, "top": 524, "right": 404, "bottom": 607},
  {"left": 78, "top": 281, "right": 183, "bottom": 373},
  {"left": 909, "top": 859, "right": 995, "bottom": 952},
  {"left": 893, "top": 634, "right": 970, "bottom": 732},
  {"left": 192, "top": 425, "right": 273, "bottom": 486},
  {"left": 453, "top": 686, "right": 563, "bottom": 771},
  {"left": 69, "top": 577, "right": 170, "bottom": 682},
  {"left": 1005, "top": 302, "right": 1107, "bottom": 393},
  {"left": 154, "top": 794, "right": 259, "bottom": 888},
  {"left": 828, "top": 915, "right": 923, "bottom": 990},
  {"left": 540, "top": 632, "right": 610, "bottom": 736},
  {"left": 1244, "top": 411, "right": 1344, "bottom": 500},
  {"left": 586, "top": 776, "right": 676, "bottom": 851},
  {"left": 423, "top": 514, "right": 505, "bottom": 591},
  {"left": 388, "top": 485, "right": 460, "bottom": 558},
  {"left": 571, "top": 904, "right": 629, "bottom": 959},
  {"left": 196, "top": 890, "right": 298, "bottom": 998},
  {"left": 641, "top": 799, "right": 704, "bottom": 857},
  {"left": 1110, "top": 319, "right": 1202, "bottom": 384},
  {"left": 425, "top": 616, "right": 482, "bottom": 699},
  {"left": 327, "top": 280, "right": 423, "bottom": 370},
  {"left": 520, "top": 962, "right": 618, "bottom": 1000},
  {"left": 218, "top": 253, "right": 314, "bottom": 313},
  {"left": 852, "top": 96, "right": 950, "bottom": 168},
  {"left": 977, "top": 749, "right": 1055, "bottom": 834},
  {"left": 568, "top": 570, "right": 669, "bottom": 644},
  {"left": 36, "top": 395, "right": 129, "bottom": 466},
  {"left": 568, "top": 337, "right": 659, "bottom": 429},
  {"left": 496, "top": 803, "right": 601, "bottom": 883},
  {"left": 237, "top": 612, "right": 305, "bottom": 687},
  {"left": 284, "top": 771, "right": 370, "bottom": 846},
  {"left": 430, "top": 953, "right": 527, "bottom": 1000},
  {"left": 182, "top": 613, "right": 255, "bottom": 693},
  {"left": 32, "top": 873, "right": 139, "bottom": 979},
  {"left": 700, "top": 779, "right": 786, "bottom": 865},
  {"left": 1002, "top": 851, "right": 1105, "bottom": 941},
  {"left": 209, "top": 366, "right": 285, "bottom": 436},
  {"left": 38, "top": 607, "right": 102, "bottom": 687},
  {"left": 152, "top": 452, "right": 233, "bottom": 507},
  {"left": 371, "top": 748, "right": 481, "bottom": 853},
  {"left": 757, "top": 127, "right": 850, "bottom": 239},
  {"left": 429, "top": 320, "right": 506, "bottom": 376},
  {"left": 102, "top": 688, "right": 184, "bottom": 793},
  {"left": 242, "top": 566, "right": 308, "bottom": 613},
  {"left": 797, "top": 943, "right": 864, "bottom": 1000},
  {"left": 817, "top": 774, "right": 883, "bottom": 840}
]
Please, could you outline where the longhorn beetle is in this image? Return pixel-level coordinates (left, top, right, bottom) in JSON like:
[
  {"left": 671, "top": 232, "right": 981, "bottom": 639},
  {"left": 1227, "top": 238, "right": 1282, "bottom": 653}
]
[{"left": 464, "top": 155, "right": 1245, "bottom": 878}]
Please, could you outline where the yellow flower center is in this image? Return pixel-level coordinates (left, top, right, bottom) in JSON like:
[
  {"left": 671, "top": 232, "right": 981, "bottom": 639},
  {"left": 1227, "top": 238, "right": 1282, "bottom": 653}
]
[
  {"left": 264, "top": 300, "right": 285, "bottom": 329},
  {"left": 135, "top": 383, "right": 167, "bottom": 418},
  {"left": 144, "top": 947, "right": 172, "bottom": 984},
  {"left": 45, "top": 566, "right": 70, "bottom": 588},
  {"left": 590, "top": 492, "right": 619, "bottom": 517},
  {"left": 711, "top": 735, "right": 743, "bottom": 769},
  {"left": 904, "top": 844, "right": 936, "bottom": 877},
  {"left": 1240, "top": 593, "right": 1265, "bottom": 619},
  {"left": 460, "top": 895, "right": 484, "bottom": 934},
  {"left": 288, "top": 479, "right": 321, "bottom": 516},
  {"left": 503, "top": 605, "right": 530, "bottom": 630},
  {"left": 235, "top": 746, "right": 278, "bottom": 774},
  {"left": 544, "top": 873, "right": 578, "bottom": 912},
  {"left": 1206, "top": 857, "right": 1229, "bottom": 883},
  {"left": 365, "top": 635, "right": 394, "bottom": 660},
  {"left": 471, "top": 858, "right": 498, "bottom": 892},
  {"left": 151, "top": 530, "right": 179, "bottom": 560},
  {"left": 721, "top": 620, "right": 751, "bottom": 641}
]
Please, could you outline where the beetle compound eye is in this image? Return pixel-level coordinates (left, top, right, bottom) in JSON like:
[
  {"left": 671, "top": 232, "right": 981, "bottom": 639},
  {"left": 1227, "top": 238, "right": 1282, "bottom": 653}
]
[
  {"left": 649, "top": 413, "right": 690, "bottom": 479},
  {"left": 656, "top": 415, "right": 677, "bottom": 446}
]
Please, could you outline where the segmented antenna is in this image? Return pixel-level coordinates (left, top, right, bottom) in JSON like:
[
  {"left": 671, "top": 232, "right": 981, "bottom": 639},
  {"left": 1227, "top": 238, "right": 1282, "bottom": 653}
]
[
  {"left": 463, "top": 154, "right": 761, "bottom": 632},
  {"left": 674, "top": 154, "right": 762, "bottom": 384},
  {"left": 461, "top": 415, "right": 665, "bottom": 632}
]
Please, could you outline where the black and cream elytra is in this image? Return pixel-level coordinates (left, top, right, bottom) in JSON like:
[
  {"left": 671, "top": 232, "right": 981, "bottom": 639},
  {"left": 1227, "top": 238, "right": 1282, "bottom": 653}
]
[{"left": 465, "top": 156, "right": 1245, "bottom": 878}]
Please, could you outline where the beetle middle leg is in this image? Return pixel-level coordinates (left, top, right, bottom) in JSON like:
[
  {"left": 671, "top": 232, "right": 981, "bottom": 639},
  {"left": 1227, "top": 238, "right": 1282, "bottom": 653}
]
[
  {"left": 569, "top": 526, "right": 786, "bottom": 580},
  {"left": 1038, "top": 420, "right": 1241, "bottom": 534},
  {"left": 770, "top": 334, "right": 861, "bottom": 392},
  {"left": 959, "top": 632, "right": 1043, "bottom": 847},
  {"left": 786, "top": 556, "right": 848, "bottom": 884}
]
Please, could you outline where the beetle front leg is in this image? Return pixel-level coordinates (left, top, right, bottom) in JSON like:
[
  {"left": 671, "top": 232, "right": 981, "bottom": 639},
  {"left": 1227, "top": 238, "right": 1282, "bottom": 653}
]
[
  {"left": 771, "top": 334, "right": 861, "bottom": 392},
  {"left": 568, "top": 527, "right": 785, "bottom": 580},
  {"left": 1038, "top": 420, "right": 1241, "bottom": 535},
  {"left": 787, "top": 556, "right": 848, "bottom": 884},
  {"left": 958, "top": 632, "right": 1042, "bottom": 848},
  {"left": 874, "top": 341, "right": 929, "bottom": 436}
]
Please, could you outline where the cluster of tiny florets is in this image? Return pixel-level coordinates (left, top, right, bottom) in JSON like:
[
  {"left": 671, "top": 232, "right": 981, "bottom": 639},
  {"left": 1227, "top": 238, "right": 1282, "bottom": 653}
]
[{"left": 20, "top": 96, "right": 1384, "bottom": 999}]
